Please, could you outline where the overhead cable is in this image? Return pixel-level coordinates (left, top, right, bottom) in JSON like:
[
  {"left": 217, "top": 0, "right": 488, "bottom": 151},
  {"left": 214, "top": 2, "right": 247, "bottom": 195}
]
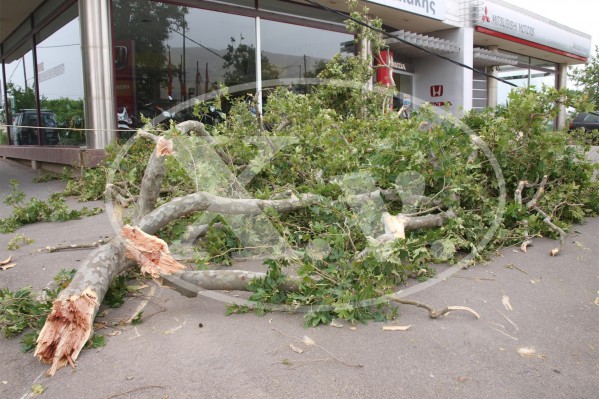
[{"left": 304, "top": 0, "right": 517, "bottom": 87}]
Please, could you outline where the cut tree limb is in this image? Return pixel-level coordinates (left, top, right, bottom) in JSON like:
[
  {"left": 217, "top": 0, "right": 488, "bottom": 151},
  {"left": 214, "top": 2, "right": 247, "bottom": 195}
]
[
  {"left": 516, "top": 175, "right": 566, "bottom": 253},
  {"left": 176, "top": 120, "right": 233, "bottom": 164},
  {"left": 378, "top": 209, "right": 456, "bottom": 243},
  {"left": 133, "top": 135, "right": 174, "bottom": 223},
  {"left": 388, "top": 296, "right": 480, "bottom": 319},
  {"left": 137, "top": 192, "right": 323, "bottom": 234},
  {"left": 45, "top": 239, "right": 108, "bottom": 253}
]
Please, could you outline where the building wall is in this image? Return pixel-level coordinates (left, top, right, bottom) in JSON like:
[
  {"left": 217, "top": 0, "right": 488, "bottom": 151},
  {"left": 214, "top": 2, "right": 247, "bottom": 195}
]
[
  {"left": 0, "top": 0, "right": 595, "bottom": 166},
  {"left": 413, "top": 27, "right": 474, "bottom": 115}
]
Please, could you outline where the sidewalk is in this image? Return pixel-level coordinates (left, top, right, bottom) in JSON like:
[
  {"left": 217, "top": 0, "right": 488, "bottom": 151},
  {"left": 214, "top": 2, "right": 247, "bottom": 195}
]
[{"left": 0, "top": 156, "right": 598, "bottom": 399}]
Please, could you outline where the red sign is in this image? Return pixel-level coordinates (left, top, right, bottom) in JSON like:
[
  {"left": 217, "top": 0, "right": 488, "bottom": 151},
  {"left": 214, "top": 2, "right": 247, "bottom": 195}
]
[
  {"left": 430, "top": 85, "right": 444, "bottom": 97},
  {"left": 482, "top": 6, "right": 491, "bottom": 22}
]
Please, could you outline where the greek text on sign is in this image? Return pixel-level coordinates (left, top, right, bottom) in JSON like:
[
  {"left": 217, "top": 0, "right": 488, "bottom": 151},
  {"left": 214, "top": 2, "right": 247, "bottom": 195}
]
[
  {"left": 367, "top": 0, "right": 446, "bottom": 21},
  {"left": 38, "top": 64, "right": 65, "bottom": 83}
]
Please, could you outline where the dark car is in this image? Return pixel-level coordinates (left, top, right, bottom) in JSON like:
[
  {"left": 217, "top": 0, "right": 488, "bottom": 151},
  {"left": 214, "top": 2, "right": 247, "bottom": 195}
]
[
  {"left": 11, "top": 109, "right": 59, "bottom": 145},
  {"left": 569, "top": 112, "right": 599, "bottom": 132}
]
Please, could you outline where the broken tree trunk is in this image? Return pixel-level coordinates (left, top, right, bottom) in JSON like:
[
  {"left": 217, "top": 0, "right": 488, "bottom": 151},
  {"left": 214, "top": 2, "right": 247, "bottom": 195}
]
[
  {"left": 34, "top": 241, "right": 126, "bottom": 376},
  {"left": 34, "top": 186, "right": 320, "bottom": 375},
  {"left": 35, "top": 132, "right": 174, "bottom": 376}
]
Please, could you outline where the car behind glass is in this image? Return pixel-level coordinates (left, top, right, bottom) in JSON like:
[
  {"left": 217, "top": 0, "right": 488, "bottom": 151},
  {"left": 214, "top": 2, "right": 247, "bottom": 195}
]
[
  {"left": 569, "top": 112, "right": 599, "bottom": 132},
  {"left": 11, "top": 109, "right": 59, "bottom": 145}
]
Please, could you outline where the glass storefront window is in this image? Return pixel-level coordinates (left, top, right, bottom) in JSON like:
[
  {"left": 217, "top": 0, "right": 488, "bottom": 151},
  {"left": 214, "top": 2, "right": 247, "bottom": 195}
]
[
  {"left": 112, "top": 0, "right": 257, "bottom": 126},
  {"left": 174, "top": 8, "right": 256, "bottom": 94},
  {"left": 1, "top": 68, "right": 6, "bottom": 144},
  {"left": 36, "top": 15, "right": 85, "bottom": 146},
  {"left": 5, "top": 49, "right": 36, "bottom": 145},
  {"left": 111, "top": 0, "right": 352, "bottom": 126},
  {"left": 496, "top": 53, "right": 558, "bottom": 106},
  {"left": 260, "top": 19, "right": 352, "bottom": 80}
]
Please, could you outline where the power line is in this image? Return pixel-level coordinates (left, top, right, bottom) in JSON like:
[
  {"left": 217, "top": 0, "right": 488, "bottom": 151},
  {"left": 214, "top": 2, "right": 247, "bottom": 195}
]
[
  {"left": 37, "top": 43, "right": 80, "bottom": 48},
  {"left": 168, "top": 27, "right": 226, "bottom": 61},
  {"left": 7, "top": 58, "right": 22, "bottom": 82},
  {"left": 304, "top": 0, "right": 517, "bottom": 87}
]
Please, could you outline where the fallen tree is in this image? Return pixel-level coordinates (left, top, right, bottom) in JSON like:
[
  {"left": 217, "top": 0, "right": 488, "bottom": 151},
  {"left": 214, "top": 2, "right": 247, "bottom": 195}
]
[{"left": 32, "top": 18, "right": 599, "bottom": 375}]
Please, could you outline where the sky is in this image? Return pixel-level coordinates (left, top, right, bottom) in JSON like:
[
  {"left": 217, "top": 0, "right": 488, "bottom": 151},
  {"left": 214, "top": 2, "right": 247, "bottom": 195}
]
[{"left": 503, "top": 0, "right": 597, "bottom": 50}]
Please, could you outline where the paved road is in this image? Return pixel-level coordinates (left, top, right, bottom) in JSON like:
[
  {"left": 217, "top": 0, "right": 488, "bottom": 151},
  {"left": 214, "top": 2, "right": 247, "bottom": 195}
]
[{"left": 0, "top": 156, "right": 598, "bottom": 399}]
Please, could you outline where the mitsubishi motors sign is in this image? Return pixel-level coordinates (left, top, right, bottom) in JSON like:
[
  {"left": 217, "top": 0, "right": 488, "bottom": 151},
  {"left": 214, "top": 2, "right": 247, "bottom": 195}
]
[
  {"left": 475, "top": 0, "right": 591, "bottom": 59},
  {"left": 367, "top": 0, "right": 446, "bottom": 21}
]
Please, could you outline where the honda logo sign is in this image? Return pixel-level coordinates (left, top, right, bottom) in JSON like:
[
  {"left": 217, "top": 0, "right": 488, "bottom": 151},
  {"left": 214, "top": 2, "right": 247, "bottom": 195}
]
[{"left": 430, "top": 85, "right": 444, "bottom": 97}]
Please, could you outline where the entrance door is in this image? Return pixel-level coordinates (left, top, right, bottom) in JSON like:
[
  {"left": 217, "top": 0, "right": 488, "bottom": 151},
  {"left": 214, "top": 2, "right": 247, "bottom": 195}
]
[{"left": 393, "top": 72, "right": 413, "bottom": 111}]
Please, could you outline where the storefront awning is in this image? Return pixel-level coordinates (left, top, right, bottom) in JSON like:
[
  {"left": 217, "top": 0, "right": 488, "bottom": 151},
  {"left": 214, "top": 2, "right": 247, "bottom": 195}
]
[
  {"left": 385, "top": 30, "right": 460, "bottom": 57},
  {"left": 473, "top": 47, "right": 518, "bottom": 67}
]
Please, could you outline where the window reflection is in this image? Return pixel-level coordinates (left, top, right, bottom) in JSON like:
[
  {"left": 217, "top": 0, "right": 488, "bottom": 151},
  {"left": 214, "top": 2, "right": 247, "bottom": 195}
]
[
  {"left": 1, "top": 72, "right": 6, "bottom": 145},
  {"left": 36, "top": 16, "right": 85, "bottom": 146},
  {"left": 112, "top": 0, "right": 257, "bottom": 127},
  {"left": 6, "top": 50, "right": 36, "bottom": 145},
  {"left": 111, "top": 0, "right": 352, "bottom": 127},
  {"left": 260, "top": 20, "right": 352, "bottom": 79},
  {"left": 496, "top": 55, "right": 557, "bottom": 106}
]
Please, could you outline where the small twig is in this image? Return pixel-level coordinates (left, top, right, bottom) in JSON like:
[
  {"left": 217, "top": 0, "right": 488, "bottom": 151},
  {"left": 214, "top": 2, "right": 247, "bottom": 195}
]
[
  {"left": 271, "top": 327, "right": 363, "bottom": 368},
  {"left": 491, "top": 326, "right": 518, "bottom": 341},
  {"left": 526, "top": 175, "right": 548, "bottom": 210},
  {"left": 104, "top": 385, "right": 165, "bottom": 399},
  {"left": 497, "top": 310, "right": 519, "bottom": 331},
  {"left": 388, "top": 296, "right": 480, "bottom": 319},
  {"left": 46, "top": 239, "right": 108, "bottom": 253},
  {"left": 516, "top": 175, "right": 566, "bottom": 255},
  {"left": 286, "top": 358, "right": 331, "bottom": 370},
  {"left": 135, "top": 130, "right": 160, "bottom": 142},
  {"left": 451, "top": 275, "right": 496, "bottom": 281},
  {"left": 275, "top": 119, "right": 291, "bottom": 132},
  {"left": 514, "top": 180, "right": 528, "bottom": 208},
  {"left": 505, "top": 263, "right": 528, "bottom": 274},
  {"left": 533, "top": 207, "right": 566, "bottom": 243},
  {"left": 404, "top": 206, "right": 442, "bottom": 217},
  {"left": 105, "top": 184, "right": 136, "bottom": 207},
  {"left": 467, "top": 147, "right": 478, "bottom": 164}
]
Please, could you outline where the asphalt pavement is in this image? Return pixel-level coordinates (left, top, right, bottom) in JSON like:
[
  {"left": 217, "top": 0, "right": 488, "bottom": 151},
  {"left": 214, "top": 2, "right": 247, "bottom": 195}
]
[{"left": 0, "top": 152, "right": 598, "bottom": 399}]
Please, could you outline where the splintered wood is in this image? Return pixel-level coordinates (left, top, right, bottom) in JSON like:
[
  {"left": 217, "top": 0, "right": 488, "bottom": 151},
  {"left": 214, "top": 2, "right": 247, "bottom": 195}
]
[
  {"left": 34, "top": 288, "right": 98, "bottom": 376},
  {"left": 121, "top": 225, "right": 186, "bottom": 278},
  {"left": 155, "top": 137, "right": 174, "bottom": 157}
]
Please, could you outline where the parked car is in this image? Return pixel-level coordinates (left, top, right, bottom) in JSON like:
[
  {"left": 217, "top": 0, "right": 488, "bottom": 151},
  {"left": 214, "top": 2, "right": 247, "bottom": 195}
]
[
  {"left": 569, "top": 112, "right": 599, "bottom": 132},
  {"left": 11, "top": 109, "right": 59, "bottom": 145}
]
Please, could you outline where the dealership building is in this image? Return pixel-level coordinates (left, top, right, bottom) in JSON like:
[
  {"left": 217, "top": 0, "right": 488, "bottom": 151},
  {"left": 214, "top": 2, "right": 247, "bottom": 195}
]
[{"left": 0, "top": 0, "right": 592, "bottom": 169}]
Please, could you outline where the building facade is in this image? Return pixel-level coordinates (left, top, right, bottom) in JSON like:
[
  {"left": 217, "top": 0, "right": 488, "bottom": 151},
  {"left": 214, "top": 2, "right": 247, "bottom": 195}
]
[{"left": 0, "top": 0, "right": 592, "bottom": 169}]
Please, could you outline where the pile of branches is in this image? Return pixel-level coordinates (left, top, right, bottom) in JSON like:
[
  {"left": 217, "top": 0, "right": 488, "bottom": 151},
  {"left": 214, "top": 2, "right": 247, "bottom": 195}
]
[{"left": 33, "top": 53, "right": 599, "bottom": 375}]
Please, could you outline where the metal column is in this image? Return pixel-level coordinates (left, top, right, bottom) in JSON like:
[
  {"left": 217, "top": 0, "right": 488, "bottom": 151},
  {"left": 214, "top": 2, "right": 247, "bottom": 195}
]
[
  {"left": 79, "top": 0, "right": 116, "bottom": 149},
  {"left": 556, "top": 63, "right": 568, "bottom": 130}
]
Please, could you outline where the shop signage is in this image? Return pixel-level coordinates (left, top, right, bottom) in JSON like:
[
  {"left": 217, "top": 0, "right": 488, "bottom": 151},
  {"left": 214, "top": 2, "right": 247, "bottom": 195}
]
[
  {"left": 367, "top": 0, "right": 446, "bottom": 21},
  {"left": 475, "top": 1, "right": 591, "bottom": 58},
  {"left": 430, "top": 85, "right": 443, "bottom": 97},
  {"left": 392, "top": 60, "right": 414, "bottom": 73},
  {"left": 38, "top": 64, "right": 65, "bottom": 83}
]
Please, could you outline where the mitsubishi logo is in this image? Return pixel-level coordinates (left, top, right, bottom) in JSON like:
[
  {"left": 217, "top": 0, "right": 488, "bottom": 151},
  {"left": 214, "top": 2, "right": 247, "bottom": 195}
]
[
  {"left": 482, "top": 6, "right": 491, "bottom": 22},
  {"left": 430, "top": 85, "right": 444, "bottom": 97}
]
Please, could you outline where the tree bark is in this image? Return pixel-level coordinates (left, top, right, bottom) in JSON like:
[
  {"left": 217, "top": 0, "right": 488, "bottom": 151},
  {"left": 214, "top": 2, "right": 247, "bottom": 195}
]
[{"left": 133, "top": 136, "right": 173, "bottom": 223}]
